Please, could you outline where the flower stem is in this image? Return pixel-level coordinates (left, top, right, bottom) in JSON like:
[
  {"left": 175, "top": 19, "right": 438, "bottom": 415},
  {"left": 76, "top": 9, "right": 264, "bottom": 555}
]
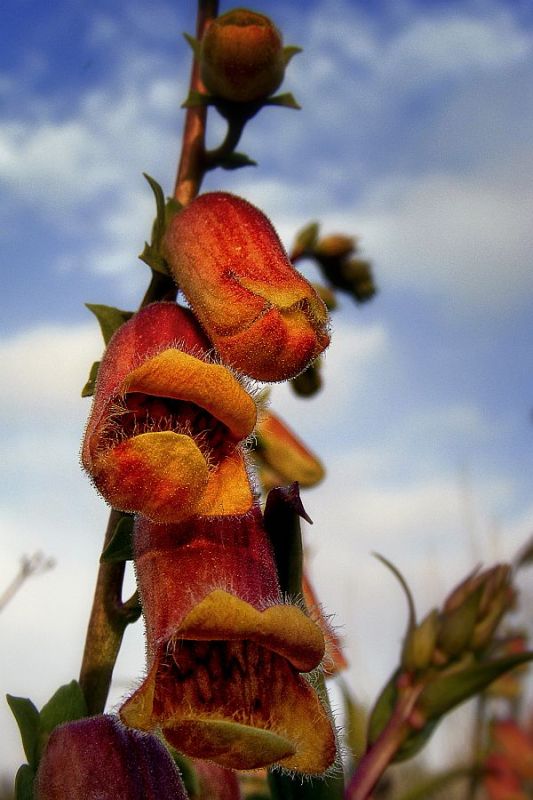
[
  {"left": 78, "top": 0, "right": 219, "bottom": 715},
  {"left": 173, "top": 0, "right": 218, "bottom": 205},
  {"left": 346, "top": 683, "right": 423, "bottom": 800}
]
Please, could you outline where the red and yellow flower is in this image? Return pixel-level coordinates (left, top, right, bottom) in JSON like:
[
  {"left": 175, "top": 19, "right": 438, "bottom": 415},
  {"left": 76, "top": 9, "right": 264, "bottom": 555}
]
[
  {"left": 120, "top": 508, "right": 337, "bottom": 774},
  {"left": 162, "top": 192, "right": 330, "bottom": 382},
  {"left": 82, "top": 302, "right": 256, "bottom": 523}
]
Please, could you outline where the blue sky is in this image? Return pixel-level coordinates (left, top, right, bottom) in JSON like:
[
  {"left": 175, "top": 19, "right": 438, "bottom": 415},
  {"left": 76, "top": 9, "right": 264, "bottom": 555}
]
[{"left": 2, "top": 0, "right": 533, "bottom": 777}]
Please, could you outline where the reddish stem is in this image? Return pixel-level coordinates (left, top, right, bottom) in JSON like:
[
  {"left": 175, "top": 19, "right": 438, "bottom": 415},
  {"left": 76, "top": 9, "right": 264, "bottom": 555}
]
[{"left": 346, "top": 683, "right": 424, "bottom": 800}]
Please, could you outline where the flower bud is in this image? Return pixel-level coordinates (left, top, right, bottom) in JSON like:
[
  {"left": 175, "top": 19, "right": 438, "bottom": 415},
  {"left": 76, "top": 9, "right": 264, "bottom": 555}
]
[
  {"left": 315, "top": 234, "right": 356, "bottom": 260},
  {"left": 401, "top": 609, "right": 439, "bottom": 672},
  {"left": 254, "top": 410, "right": 324, "bottom": 490},
  {"left": 82, "top": 303, "right": 256, "bottom": 523},
  {"left": 162, "top": 192, "right": 330, "bottom": 382},
  {"left": 36, "top": 715, "right": 187, "bottom": 799},
  {"left": 439, "top": 565, "right": 514, "bottom": 657},
  {"left": 200, "top": 10, "right": 286, "bottom": 103}
]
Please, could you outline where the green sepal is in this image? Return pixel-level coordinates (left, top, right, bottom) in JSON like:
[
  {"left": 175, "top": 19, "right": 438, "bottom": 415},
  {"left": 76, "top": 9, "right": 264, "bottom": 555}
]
[
  {"left": 100, "top": 515, "right": 134, "bottom": 563},
  {"left": 217, "top": 151, "right": 257, "bottom": 170},
  {"left": 268, "top": 767, "right": 344, "bottom": 800},
  {"left": 264, "top": 92, "right": 301, "bottom": 110},
  {"left": 38, "top": 681, "right": 88, "bottom": 758},
  {"left": 81, "top": 360, "right": 100, "bottom": 397},
  {"left": 139, "top": 242, "right": 170, "bottom": 275},
  {"left": 85, "top": 304, "right": 134, "bottom": 345},
  {"left": 183, "top": 32, "right": 201, "bottom": 59},
  {"left": 263, "top": 483, "right": 310, "bottom": 598},
  {"left": 418, "top": 651, "right": 533, "bottom": 720},
  {"left": 138, "top": 173, "right": 180, "bottom": 277},
  {"left": 6, "top": 695, "right": 40, "bottom": 770},
  {"left": 374, "top": 553, "right": 416, "bottom": 634},
  {"left": 282, "top": 45, "right": 303, "bottom": 67},
  {"left": 143, "top": 173, "right": 165, "bottom": 246},
  {"left": 15, "top": 764, "right": 35, "bottom": 800}
]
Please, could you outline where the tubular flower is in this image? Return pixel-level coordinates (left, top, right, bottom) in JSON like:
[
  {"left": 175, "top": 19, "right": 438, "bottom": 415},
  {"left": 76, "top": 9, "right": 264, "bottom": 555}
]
[
  {"left": 120, "top": 508, "right": 337, "bottom": 775},
  {"left": 254, "top": 409, "right": 324, "bottom": 491},
  {"left": 36, "top": 715, "right": 188, "bottom": 800},
  {"left": 82, "top": 303, "right": 256, "bottom": 523},
  {"left": 162, "top": 192, "right": 330, "bottom": 382}
]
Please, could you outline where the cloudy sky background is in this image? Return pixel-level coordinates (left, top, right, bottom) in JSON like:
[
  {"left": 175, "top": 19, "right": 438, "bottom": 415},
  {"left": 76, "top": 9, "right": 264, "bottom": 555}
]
[{"left": 2, "top": 0, "right": 533, "bottom": 779}]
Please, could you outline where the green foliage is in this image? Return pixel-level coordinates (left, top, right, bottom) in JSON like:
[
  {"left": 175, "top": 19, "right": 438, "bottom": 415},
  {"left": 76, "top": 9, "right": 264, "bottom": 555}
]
[
  {"left": 81, "top": 360, "right": 100, "bottom": 398},
  {"left": 6, "top": 696, "right": 40, "bottom": 770},
  {"left": 138, "top": 173, "right": 181, "bottom": 276},
  {"left": 100, "top": 515, "right": 134, "bottom": 563},
  {"left": 85, "top": 304, "right": 134, "bottom": 345},
  {"left": 7, "top": 681, "right": 88, "bottom": 786},
  {"left": 217, "top": 151, "right": 257, "bottom": 170},
  {"left": 14, "top": 765, "right": 34, "bottom": 800}
]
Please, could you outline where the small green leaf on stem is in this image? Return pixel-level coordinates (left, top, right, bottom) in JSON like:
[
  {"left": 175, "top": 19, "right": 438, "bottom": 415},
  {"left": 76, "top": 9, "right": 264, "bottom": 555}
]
[
  {"left": 217, "top": 151, "right": 258, "bottom": 170},
  {"left": 85, "top": 304, "right": 134, "bottom": 345},
  {"left": 367, "top": 671, "right": 400, "bottom": 747},
  {"left": 38, "top": 680, "right": 88, "bottom": 757},
  {"left": 419, "top": 651, "right": 533, "bottom": 719},
  {"left": 373, "top": 553, "right": 416, "bottom": 634},
  {"left": 100, "top": 515, "right": 134, "bottom": 563},
  {"left": 183, "top": 32, "right": 201, "bottom": 59},
  {"left": 6, "top": 694, "right": 40, "bottom": 769},
  {"left": 15, "top": 764, "right": 35, "bottom": 800},
  {"left": 81, "top": 360, "right": 100, "bottom": 397},
  {"left": 282, "top": 46, "right": 303, "bottom": 67},
  {"left": 265, "top": 92, "right": 301, "bottom": 109}
]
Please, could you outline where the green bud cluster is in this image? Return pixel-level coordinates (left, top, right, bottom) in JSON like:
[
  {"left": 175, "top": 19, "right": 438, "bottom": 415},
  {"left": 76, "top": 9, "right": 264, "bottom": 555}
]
[{"left": 402, "top": 565, "right": 515, "bottom": 673}]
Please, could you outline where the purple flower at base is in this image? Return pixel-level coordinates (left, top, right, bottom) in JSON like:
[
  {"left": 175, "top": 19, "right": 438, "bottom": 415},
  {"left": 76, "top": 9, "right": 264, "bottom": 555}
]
[{"left": 35, "top": 714, "right": 188, "bottom": 800}]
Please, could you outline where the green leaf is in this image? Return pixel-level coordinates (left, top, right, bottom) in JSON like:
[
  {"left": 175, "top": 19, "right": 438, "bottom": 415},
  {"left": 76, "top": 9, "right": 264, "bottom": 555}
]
[
  {"left": 81, "top": 360, "right": 100, "bottom": 397},
  {"left": 100, "top": 515, "right": 134, "bottom": 563},
  {"left": 419, "top": 651, "right": 533, "bottom": 720},
  {"left": 282, "top": 45, "right": 303, "bottom": 67},
  {"left": 394, "top": 718, "right": 440, "bottom": 762},
  {"left": 268, "top": 768, "right": 344, "bottom": 800},
  {"left": 217, "top": 151, "right": 258, "bottom": 170},
  {"left": 6, "top": 695, "right": 40, "bottom": 769},
  {"left": 265, "top": 92, "right": 301, "bottom": 110},
  {"left": 373, "top": 553, "right": 416, "bottom": 634},
  {"left": 138, "top": 242, "right": 170, "bottom": 276},
  {"left": 263, "top": 483, "right": 311, "bottom": 597},
  {"left": 514, "top": 534, "right": 533, "bottom": 569},
  {"left": 182, "top": 32, "right": 201, "bottom": 59},
  {"left": 143, "top": 173, "right": 166, "bottom": 247},
  {"left": 14, "top": 764, "right": 34, "bottom": 800},
  {"left": 85, "top": 304, "right": 134, "bottom": 345},
  {"left": 367, "top": 671, "right": 399, "bottom": 747},
  {"left": 38, "top": 681, "right": 88, "bottom": 758}
]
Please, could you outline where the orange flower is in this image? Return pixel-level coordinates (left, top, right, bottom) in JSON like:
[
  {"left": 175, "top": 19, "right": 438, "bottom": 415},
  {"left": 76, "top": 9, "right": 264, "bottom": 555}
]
[
  {"left": 82, "top": 303, "right": 256, "bottom": 523},
  {"left": 483, "top": 753, "right": 528, "bottom": 800},
  {"left": 162, "top": 193, "right": 330, "bottom": 382},
  {"left": 120, "top": 509, "right": 337, "bottom": 775},
  {"left": 254, "top": 409, "right": 324, "bottom": 491}
]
